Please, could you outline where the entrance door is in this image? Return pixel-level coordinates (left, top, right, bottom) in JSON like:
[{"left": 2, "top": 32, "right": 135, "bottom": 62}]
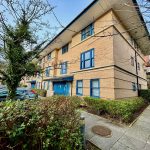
[
  {"left": 31, "top": 83, "right": 35, "bottom": 89},
  {"left": 53, "top": 82, "right": 70, "bottom": 96}
]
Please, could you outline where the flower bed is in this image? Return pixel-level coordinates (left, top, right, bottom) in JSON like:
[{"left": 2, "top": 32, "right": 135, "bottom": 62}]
[{"left": 84, "top": 97, "right": 146, "bottom": 123}]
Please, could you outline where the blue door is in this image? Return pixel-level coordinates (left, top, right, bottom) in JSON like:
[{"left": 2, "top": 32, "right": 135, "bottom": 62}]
[
  {"left": 53, "top": 82, "right": 70, "bottom": 96},
  {"left": 31, "top": 83, "right": 35, "bottom": 89}
]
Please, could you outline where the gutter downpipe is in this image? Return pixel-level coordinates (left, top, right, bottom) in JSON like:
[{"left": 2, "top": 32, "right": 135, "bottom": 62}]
[{"left": 135, "top": 51, "right": 139, "bottom": 96}]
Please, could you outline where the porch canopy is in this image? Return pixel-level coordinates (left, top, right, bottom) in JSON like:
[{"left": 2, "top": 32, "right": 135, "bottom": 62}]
[{"left": 50, "top": 76, "right": 74, "bottom": 82}]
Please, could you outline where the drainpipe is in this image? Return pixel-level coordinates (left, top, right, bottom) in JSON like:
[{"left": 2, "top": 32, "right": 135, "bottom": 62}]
[{"left": 135, "top": 51, "right": 139, "bottom": 96}]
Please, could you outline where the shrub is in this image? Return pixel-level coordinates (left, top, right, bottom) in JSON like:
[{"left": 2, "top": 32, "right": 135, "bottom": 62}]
[
  {"left": 0, "top": 96, "right": 83, "bottom": 150},
  {"left": 84, "top": 97, "right": 145, "bottom": 122},
  {"left": 84, "top": 97, "right": 105, "bottom": 113},
  {"left": 32, "top": 89, "right": 47, "bottom": 97},
  {"left": 140, "top": 89, "right": 150, "bottom": 102}
]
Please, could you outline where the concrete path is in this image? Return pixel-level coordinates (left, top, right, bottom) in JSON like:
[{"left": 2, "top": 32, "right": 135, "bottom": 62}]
[{"left": 82, "top": 105, "right": 150, "bottom": 150}]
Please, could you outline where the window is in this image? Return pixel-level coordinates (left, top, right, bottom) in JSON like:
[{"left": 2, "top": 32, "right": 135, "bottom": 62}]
[
  {"left": 131, "top": 56, "right": 134, "bottom": 66},
  {"left": 138, "top": 62, "right": 140, "bottom": 70},
  {"left": 39, "top": 82, "right": 41, "bottom": 89},
  {"left": 62, "top": 44, "right": 69, "bottom": 54},
  {"left": 90, "top": 79, "right": 100, "bottom": 98},
  {"left": 76, "top": 80, "right": 83, "bottom": 96},
  {"left": 61, "top": 62, "right": 67, "bottom": 74},
  {"left": 36, "top": 82, "right": 40, "bottom": 89},
  {"left": 81, "top": 23, "right": 94, "bottom": 40},
  {"left": 43, "top": 82, "right": 46, "bottom": 90},
  {"left": 37, "top": 72, "right": 40, "bottom": 78},
  {"left": 132, "top": 82, "right": 136, "bottom": 91},
  {"left": 47, "top": 81, "right": 50, "bottom": 90},
  {"left": 47, "top": 52, "right": 52, "bottom": 60},
  {"left": 81, "top": 49, "right": 94, "bottom": 69},
  {"left": 45, "top": 66, "right": 51, "bottom": 77}
]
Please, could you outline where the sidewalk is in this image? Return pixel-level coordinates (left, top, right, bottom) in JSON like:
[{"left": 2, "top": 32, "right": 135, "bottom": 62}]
[{"left": 82, "top": 105, "right": 150, "bottom": 150}]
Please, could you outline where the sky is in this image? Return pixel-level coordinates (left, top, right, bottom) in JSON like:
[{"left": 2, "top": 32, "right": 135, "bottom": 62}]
[
  {"left": 48, "top": 0, "right": 94, "bottom": 28},
  {"left": 46, "top": 0, "right": 149, "bottom": 39},
  {"left": 0, "top": 0, "right": 149, "bottom": 47},
  {"left": 44, "top": 0, "right": 94, "bottom": 37}
]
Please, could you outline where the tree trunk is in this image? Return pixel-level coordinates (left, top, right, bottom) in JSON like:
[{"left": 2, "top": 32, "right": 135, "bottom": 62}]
[
  {"left": 7, "top": 84, "right": 18, "bottom": 100},
  {"left": 7, "top": 87, "right": 16, "bottom": 99}
]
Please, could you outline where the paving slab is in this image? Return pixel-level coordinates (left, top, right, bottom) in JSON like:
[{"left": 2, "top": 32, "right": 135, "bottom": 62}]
[
  {"left": 125, "top": 124, "right": 150, "bottom": 142},
  {"left": 118, "top": 135, "right": 146, "bottom": 150},
  {"left": 110, "top": 141, "right": 133, "bottom": 150},
  {"left": 85, "top": 126, "right": 95, "bottom": 140},
  {"left": 138, "top": 116, "right": 150, "bottom": 124},
  {"left": 147, "top": 135, "right": 150, "bottom": 145},
  {"left": 84, "top": 105, "right": 150, "bottom": 150},
  {"left": 144, "top": 144, "right": 150, "bottom": 150},
  {"left": 90, "top": 129, "right": 124, "bottom": 150},
  {"left": 134, "top": 120, "right": 150, "bottom": 131}
]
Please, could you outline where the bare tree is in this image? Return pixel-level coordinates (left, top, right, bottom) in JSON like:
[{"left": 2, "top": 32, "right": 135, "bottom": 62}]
[{"left": 0, "top": 0, "right": 55, "bottom": 99}]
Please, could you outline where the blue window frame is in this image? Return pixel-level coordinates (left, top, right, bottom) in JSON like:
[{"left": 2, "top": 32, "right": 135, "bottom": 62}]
[
  {"left": 81, "top": 23, "right": 94, "bottom": 40},
  {"left": 132, "top": 82, "right": 136, "bottom": 91},
  {"left": 47, "top": 81, "right": 50, "bottom": 90},
  {"left": 43, "top": 82, "right": 46, "bottom": 90},
  {"left": 47, "top": 52, "right": 52, "bottom": 60},
  {"left": 61, "top": 62, "right": 67, "bottom": 74},
  {"left": 38, "top": 82, "right": 41, "bottom": 89},
  {"left": 76, "top": 80, "right": 83, "bottom": 96},
  {"left": 90, "top": 79, "right": 100, "bottom": 98},
  {"left": 45, "top": 66, "right": 51, "bottom": 77},
  {"left": 138, "top": 62, "right": 140, "bottom": 70},
  {"left": 131, "top": 56, "right": 134, "bottom": 66},
  {"left": 80, "top": 48, "right": 94, "bottom": 69},
  {"left": 37, "top": 72, "right": 40, "bottom": 78},
  {"left": 62, "top": 44, "right": 69, "bottom": 54}
]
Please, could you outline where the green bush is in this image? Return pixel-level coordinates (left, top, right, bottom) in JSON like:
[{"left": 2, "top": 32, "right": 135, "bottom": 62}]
[
  {"left": 0, "top": 97, "right": 83, "bottom": 150},
  {"left": 32, "top": 89, "right": 47, "bottom": 97},
  {"left": 84, "top": 97, "right": 105, "bottom": 112},
  {"left": 140, "top": 89, "right": 150, "bottom": 102},
  {"left": 84, "top": 97, "right": 145, "bottom": 122}
]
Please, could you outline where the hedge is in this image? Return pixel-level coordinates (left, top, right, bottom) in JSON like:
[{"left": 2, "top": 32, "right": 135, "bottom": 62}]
[
  {"left": 32, "top": 89, "right": 47, "bottom": 97},
  {"left": 140, "top": 89, "right": 150, "bottom": 102},
  {"left": 0, "top": 96, "right": 83, "bottom": 150},
  {"left": 84, "top": 97, "right": 145, "bottom": 123}
]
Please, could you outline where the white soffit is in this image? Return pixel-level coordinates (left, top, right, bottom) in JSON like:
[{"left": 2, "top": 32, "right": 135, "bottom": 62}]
[{"left": 40, "top": 0, "right": 150, "bottom": 57}]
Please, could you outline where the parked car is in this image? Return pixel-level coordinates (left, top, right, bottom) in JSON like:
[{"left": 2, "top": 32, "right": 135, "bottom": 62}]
[
  {"left": 16, "top": 88, "right": 38, "bottom": 100},
  {"left": 0, "top": 87, "right": 38, "bottom": 101},
  {"left": 0, "top": 89, "right": 8, "bottom": 101},
  {"left": 0, "top": 85, "right": 6, "bottom": 89}
]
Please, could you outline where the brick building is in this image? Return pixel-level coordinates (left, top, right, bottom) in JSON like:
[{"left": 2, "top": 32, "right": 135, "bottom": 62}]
[{"left": 23, "top": 0, "right": 150, "bottom": 99}]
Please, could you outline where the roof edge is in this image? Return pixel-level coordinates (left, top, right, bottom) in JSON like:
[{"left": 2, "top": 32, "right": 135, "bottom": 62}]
[
  {"left": 41, "top": 0, "right": 99, "bottom": 51},
  {"left": 41, "top": 0, "right": 150, "bottom": 56},
  {"left": 132, "top": 0, "right": 150, "bottom": 40}
]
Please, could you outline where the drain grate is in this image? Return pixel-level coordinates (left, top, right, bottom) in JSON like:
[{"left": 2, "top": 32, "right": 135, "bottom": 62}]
[{"left": 91, "top": 125, "right": 112, "bottom": 138}]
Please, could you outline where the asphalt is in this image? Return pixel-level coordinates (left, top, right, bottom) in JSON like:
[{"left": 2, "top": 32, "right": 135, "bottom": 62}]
[{"left": 82, "top": 105, "right": 150, "bottom": 150}]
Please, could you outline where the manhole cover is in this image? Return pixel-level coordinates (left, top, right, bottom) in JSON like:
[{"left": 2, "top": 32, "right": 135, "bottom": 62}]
[{"left": 91, "top": 125, "right": 112, "bottom": 138}]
